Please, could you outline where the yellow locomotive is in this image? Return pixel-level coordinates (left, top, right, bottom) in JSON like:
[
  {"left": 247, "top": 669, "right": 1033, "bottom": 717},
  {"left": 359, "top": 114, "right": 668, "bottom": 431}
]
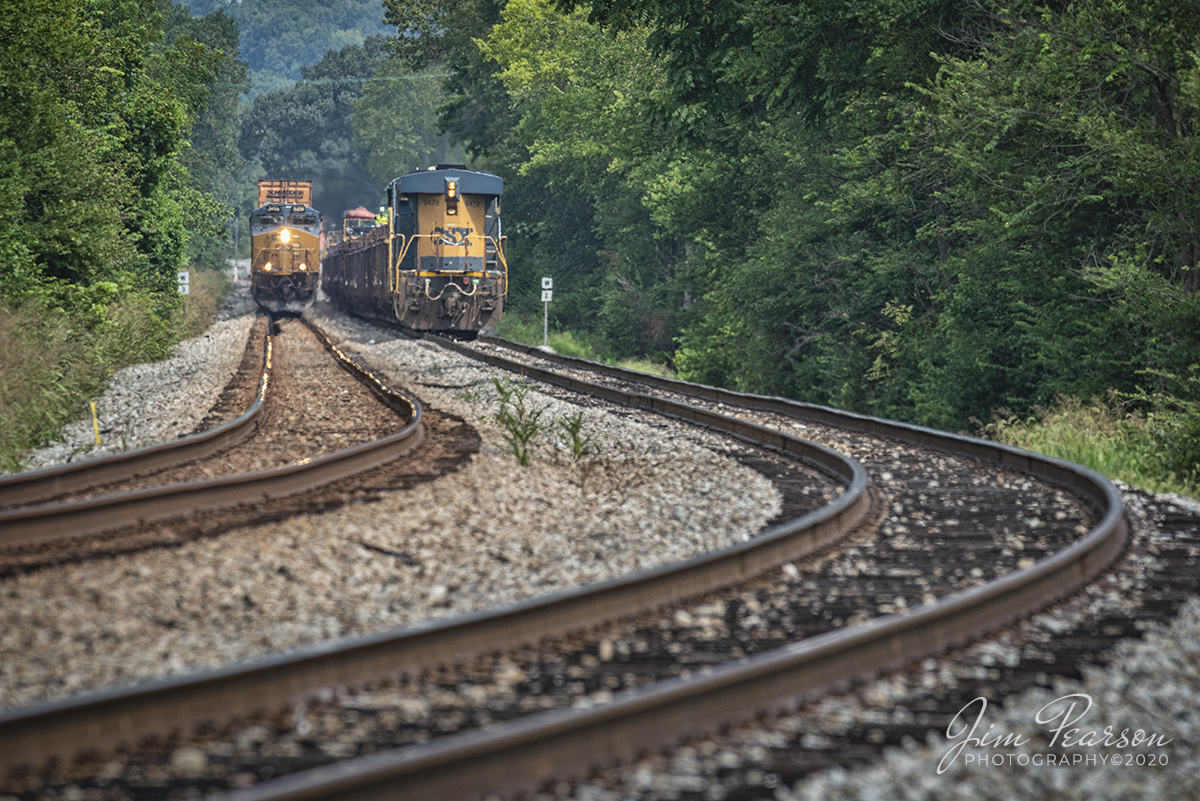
[
  {"left": 250, "top": 180, "right": 322, "bottom": 312},
  {"left": 322, "top": 166, "right": 506, "bottom": 334},
  {"left": 342, "top": 206, "right": 383, "bottom": 242}
]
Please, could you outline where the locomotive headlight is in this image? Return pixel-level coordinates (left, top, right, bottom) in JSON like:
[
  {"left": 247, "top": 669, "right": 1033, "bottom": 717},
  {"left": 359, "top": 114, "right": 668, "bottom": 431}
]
[
  {"left": 298, "top": 263, "right": 307, "bottom": 271},
  {"left": 264, "top": 262, "right": 273, "bottom": 271},
  {"left": 446, "top": 180, "right": 458, "bottom": 200},
  {"left": 280, "top": 229, "right": 291, "bottom": 243}
]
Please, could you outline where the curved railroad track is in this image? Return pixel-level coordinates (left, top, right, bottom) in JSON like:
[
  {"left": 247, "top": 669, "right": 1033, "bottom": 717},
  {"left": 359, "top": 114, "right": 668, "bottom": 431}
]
[
  {"left": 0, "top": 323, "right": 868, "bottom": 780},
  {"left": 0, "top": 317, "right": 423, "bottom": 568},
  {"left": 0, "top": 314, "right": 1130, "bottom": 801}
]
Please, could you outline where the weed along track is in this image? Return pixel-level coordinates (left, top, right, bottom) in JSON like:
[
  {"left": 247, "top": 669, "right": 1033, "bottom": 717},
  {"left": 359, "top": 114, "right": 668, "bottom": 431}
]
[{"left": 0, "top": 301, "right": 1140, "bottom": 801}]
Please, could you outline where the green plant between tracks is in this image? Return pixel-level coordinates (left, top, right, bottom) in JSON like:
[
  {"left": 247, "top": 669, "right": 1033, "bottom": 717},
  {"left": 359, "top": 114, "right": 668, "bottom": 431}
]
[
  {"left": 558, "top": 410, "right": 598, "bottom": 461},
  {"left": 490, "top": 378, "right": 600, "bottom": 467},
  {"left": 491, "top": 377, "right": 546, "bottom": 466}
]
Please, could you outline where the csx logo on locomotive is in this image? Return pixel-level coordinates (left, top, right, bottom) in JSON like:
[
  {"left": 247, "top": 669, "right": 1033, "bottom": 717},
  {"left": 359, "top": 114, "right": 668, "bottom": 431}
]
[
  {"left": 321, "top": 166, "right": 507, "bottom": 335},
  {"left": 435, "top": 227, "right": 473, "bottom": 247}
]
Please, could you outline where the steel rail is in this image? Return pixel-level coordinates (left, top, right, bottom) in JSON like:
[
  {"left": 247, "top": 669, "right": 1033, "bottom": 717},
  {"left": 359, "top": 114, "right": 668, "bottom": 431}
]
[
  {"left": 477, "top": 335, "right": 1123, "bottom": 505},
  {"left": 199, "top": 337, "right": 1129, "bottom": 801},
  {"left": 0, "top": 326, "right": 424, "bottom": 551},
  {"left": 0, "top": 347, "right": 870, "bottom": 771},
  {"left": 0, "top": 325, "right": 270, "bottom": 508}
]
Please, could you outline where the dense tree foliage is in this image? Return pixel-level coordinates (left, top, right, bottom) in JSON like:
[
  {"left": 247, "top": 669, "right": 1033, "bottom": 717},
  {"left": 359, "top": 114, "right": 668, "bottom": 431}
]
[
  {"left": 160, "top": 0, "right": 251, "bottom": 269},
  {"left": 185, "top": 0, "right": 392, "bottom": 94},
  {"left": 237, "top": 35, "right": 454, "bottom": 218},
  {"left": 0, "top": 0, "right": 244, "bottom": 315},
  {"left": 239, "top": 38, "right": 390, "bottom": 217},
  {"left": 419, "top": 0, "right": 1199, "bottom": 442},
  {"left": 7, "top": 0, "right": 1196, "bottom": 475},
  {"left": 353, "top": 63, "right": 461, "bottom": 185},
  {"left": 0, "top": 0, "right": 251, "bottom": 465}
]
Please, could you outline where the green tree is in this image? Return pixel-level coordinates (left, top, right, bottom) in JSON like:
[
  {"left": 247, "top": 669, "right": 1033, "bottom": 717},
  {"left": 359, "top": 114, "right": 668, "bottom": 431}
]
[
  {"left": 352, "top": 63, "right": 457, "bottom": 185},
  {"left": 0, "top": 0, "right": 229, "bottom": 311},
  {"left": 239, "top": 37, "right": 389, "bottom": 216},
  {"left": 160, "top": 1, "right": 251, "bottom": 269},
  {"left": 186, "top": 0, "right": 394, "bottom": 94}
]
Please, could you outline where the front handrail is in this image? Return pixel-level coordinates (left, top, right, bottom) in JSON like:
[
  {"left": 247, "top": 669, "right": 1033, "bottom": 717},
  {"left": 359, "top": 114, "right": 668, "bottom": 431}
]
[{"left": 390, "top": 233, "right": 508, "bottom": 298}]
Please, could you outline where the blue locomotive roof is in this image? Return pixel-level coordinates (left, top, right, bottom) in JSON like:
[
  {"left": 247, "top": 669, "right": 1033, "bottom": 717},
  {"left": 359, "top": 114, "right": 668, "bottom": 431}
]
[{"left": 393, "top": 167, "right": 503, "bottom": 196}]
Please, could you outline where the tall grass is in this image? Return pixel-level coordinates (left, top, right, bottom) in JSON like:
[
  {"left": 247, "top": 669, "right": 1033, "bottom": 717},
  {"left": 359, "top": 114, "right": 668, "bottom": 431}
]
[
  {"left": 981, "top": 392, "right": 1200, "bottom": 499},
  {"left": 0, "top": 268, "right": 229, "bottom": 471},
  {"left": 494, "top": 312, "right": 676, "bottom": 377},
  {"left": 494, "top": 314, "right": 597, "bottom": 359}
]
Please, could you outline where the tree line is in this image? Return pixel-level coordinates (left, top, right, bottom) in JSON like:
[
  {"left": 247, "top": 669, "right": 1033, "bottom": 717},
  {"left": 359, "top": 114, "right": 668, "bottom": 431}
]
[
  {"left": 382, "top": 0, "right": 1198, "bottom": 480},
  {"left": 2, "top": 0, "right": 1196, "bottom": 484},
  {"left": 0, "top": 0, "right": 247, "bottom": 318}
]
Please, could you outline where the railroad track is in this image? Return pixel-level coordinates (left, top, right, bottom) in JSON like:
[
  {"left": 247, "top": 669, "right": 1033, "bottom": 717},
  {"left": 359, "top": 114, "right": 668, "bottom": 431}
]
[
  {"left": 0, "top": 321, "right": 868, "bottom": 782},
  {"left": 0, "top": 316, "right": 423, "bottom": 567},
  {"left": 0, "top": 313, "right": 1129, "bottom": 801}
]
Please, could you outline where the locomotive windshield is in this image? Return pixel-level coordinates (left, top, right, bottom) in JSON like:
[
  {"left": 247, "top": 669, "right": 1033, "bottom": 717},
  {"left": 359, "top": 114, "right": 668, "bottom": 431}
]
[
  {"left": 251, "top": 213, "right": 284, "bottom": 234},
  {"left": 288, "top": 212, "right": 320, "bottom": 231}
]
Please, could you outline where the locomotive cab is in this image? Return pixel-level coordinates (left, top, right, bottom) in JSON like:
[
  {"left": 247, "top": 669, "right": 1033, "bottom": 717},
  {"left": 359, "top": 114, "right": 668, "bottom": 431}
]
[
  {"left": 387, "top": 166, "right": 506, "bottom": 332},
  {"left": 250, "top": 203, "right": 322, "bottom": 312}
]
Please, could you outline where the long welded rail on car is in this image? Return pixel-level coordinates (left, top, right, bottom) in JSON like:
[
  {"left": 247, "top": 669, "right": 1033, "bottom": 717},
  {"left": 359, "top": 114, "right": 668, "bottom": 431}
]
[
  {"left": 0, "top": 322, "right": 424, "bottom": 551},
  {"left": 0, "top": 329, "right": 871, "bottom": 772},
  {"left": 198, "top": 335, "right": 1129, "bottom": 801}
]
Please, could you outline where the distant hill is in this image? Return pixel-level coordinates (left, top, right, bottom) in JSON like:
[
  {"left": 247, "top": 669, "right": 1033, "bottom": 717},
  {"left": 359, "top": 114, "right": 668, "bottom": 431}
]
[{"left": 186, "top": 0, "right": 393, "bottom": 94}]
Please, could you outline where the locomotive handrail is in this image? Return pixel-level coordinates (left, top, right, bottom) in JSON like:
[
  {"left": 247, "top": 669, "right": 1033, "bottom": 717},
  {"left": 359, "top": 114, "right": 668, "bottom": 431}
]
[
  {"left": 389, "top": 233, "right": 508, "bottom": 297},
  {"left": 393, "top": 235, "right": 506, "bottom": 266}
]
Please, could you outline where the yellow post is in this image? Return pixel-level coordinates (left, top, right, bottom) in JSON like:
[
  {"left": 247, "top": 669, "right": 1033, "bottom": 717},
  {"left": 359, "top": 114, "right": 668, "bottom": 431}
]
[{"left": 89, "top": 402, "right": 101, "bottom": 445}]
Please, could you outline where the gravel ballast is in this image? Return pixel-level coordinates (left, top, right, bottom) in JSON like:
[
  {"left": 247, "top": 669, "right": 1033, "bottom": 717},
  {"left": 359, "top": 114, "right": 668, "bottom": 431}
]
[
  {"left": 550, "top": 487, "right": 1200, "bottom": 801},
  {"left": 795, "top": 595, "right": 1200, "bottom": 801},
  {"left": 6, "top": 315, "right": 256, "bottom": 473},
  {"left": 0, "top": 298, "right": 782, "bottom": 711}
]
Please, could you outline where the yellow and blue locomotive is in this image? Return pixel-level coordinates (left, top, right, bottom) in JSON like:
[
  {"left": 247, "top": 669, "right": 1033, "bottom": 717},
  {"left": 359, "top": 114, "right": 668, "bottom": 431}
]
[
  {"left": 322, "top": 166, "right": 506, "bottom": 334},
  {"left": 250, "top": 180, "right": 322, "bottom": 313}
]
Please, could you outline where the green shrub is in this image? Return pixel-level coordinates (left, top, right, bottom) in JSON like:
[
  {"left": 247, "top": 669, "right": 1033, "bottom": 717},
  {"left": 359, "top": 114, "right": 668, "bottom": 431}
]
[
  {"left": 981, "top": 391, "right": 1199, "bottom": 499},
  {"left": 557, "top": 411, "right": 598, "bottom": 460},
  {"left": 495, "top": 311, "right": 676, "bottom": 377},
  {"left": 0, "top": 271, "right": 228, "bottom": 471},
  {"left": 614, "top": 357, "right": 676, "bottom": 378},
  {"left": 495, "top": 312, "right": 597, "bottom": 359},
  {"left": 0, "top": 302, "right": 104, "bottom": 471},
  {"left": 491, "top": 377, "right": 546, "bottom": 466}
]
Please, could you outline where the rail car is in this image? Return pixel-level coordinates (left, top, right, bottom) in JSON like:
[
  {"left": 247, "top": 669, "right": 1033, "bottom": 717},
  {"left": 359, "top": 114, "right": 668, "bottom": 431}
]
[
  {"left": 250, "top": 179, "right": 323, "bottom": 313},
  {"left": 342, "top": 206, "right": 383, "bottom": 242},
  {"left": 322, "top": 165, "right": 506, "bottom": 335}
]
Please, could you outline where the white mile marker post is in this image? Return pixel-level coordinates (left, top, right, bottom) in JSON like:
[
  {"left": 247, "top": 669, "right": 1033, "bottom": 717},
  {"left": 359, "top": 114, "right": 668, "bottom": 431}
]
[{"left": 541, "top": 276, "right": 553, "bottom": 348}]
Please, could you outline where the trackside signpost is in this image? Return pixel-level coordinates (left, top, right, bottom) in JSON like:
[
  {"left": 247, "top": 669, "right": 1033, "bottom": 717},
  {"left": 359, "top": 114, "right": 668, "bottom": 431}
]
[{"left": 541, "top": 277, "right": 552, "bottom": 347}]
